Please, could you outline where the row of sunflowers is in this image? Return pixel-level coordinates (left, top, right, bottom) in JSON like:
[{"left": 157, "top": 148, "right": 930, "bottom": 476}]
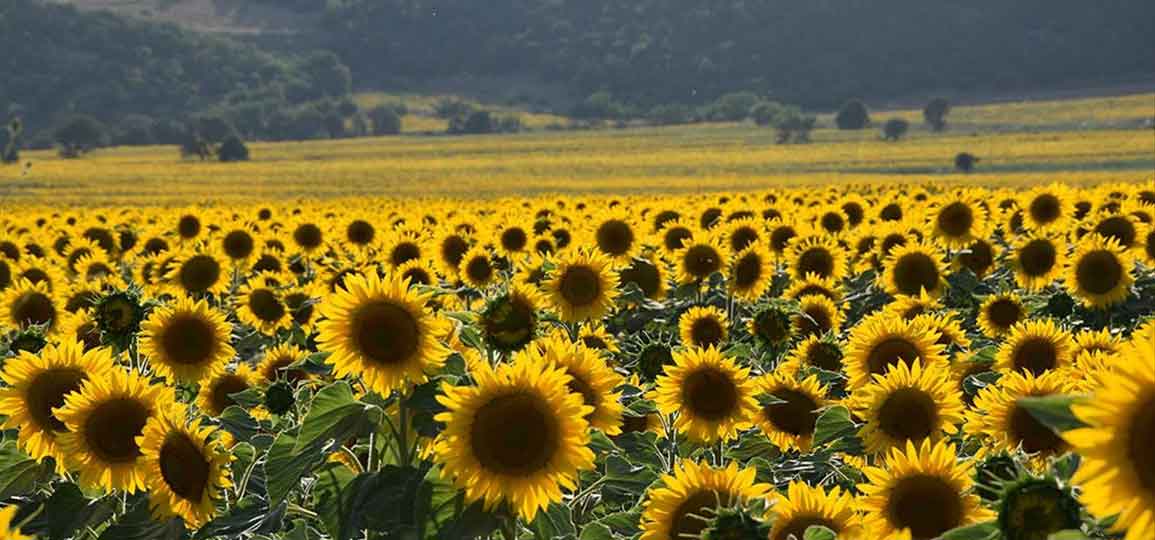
[{"left": 0, "top": 181, "right": 1153, "bottom": 540}]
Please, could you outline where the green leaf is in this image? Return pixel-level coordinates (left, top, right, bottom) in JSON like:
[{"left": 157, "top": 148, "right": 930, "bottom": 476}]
[
  {"left": 803, "top": 525, "right": 837, "bottom": 540},
  {"left": 405, "top": 379, "right": 448, "bottom": 438},
  {"left": 726, "top": 432, "right": 780, "bottom": 462},
  {"left": 218, "top": 405, "right": 260, "bottom": 443},
  {"left": 530, "top": 503, "right": 576, "bottom": 540},
  {"left": 98, "top": 497, "right": 186, "bottom": 540},
  {"left": 940, "top": 521, "right": 1000, "bottom": 540},
  {"left": 313, "top": 463, "right": 428, "bottom": 540},
  {"left": 294, "top": 382, "right": 382, "bottom": 455},
  {"left": 433, "top": 500, "right": 502, "bottom": 540},
  {"left": 578, "top": 522, "right": 614, "bottom": 540},
  {"left": 601, "top": 455, "right": 660, "bottom": 508},
  {"left": 812, "top": 405, "right": 863, "bottom": 454},
  {"left": 0, "top": 441, "right": 50, "bottom": 498},
  {"left": 227, "top": 387, "right": 266, "bottom": 409},
  {"left": 1047, "top": 531, "right": 1091, "bottom": 540},
  {"left": 17, "top": 482, "right": 117, "bottom": 540},
  {"left": 595, "top": 510, "right": 642, "bottom": 536},
  {"left": 1018, "top": 395, "right": 1088, "bottom": 432},
  {"left": 265, "top": 430, "right": 328, "bottom": 507},
  {"left": 195, "top": 498, "right": 286, "bottom": 540}
]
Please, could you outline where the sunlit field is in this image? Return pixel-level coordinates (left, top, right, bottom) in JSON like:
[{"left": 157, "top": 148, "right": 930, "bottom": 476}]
[{"left": 0, "top": 93, "right": 1154, "bottom": 540}]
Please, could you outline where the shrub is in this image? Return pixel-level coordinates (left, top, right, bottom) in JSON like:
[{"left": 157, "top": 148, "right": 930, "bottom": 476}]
[
  {"left": 882, "top": 118, "right": 910, "bottom": 141},
  {"left": 705, "top": 92, "right": 761, "bottom": 122},
  {"left": 368, "top": 106, "right": 403, "bottom": 135},
  {"left": 771, "top": 107, "right": 817, "bottom": 144},
  {"left": 924, "top": 97, "right": 951, "bottom": 131},
  {"left": 53, "top": 114, "right": 108, "bottom": 157},
  {"left": 648, "top": 104, "right": 696, "bottom": 126},
  {"left": 218, "top": 135, "right": 250, "bottom": 162},
  {"left": 750, "top": 101, "right": 784, "bottom": 127},
  {"left": 835, "top": 99, "right": 871, "bottom": 130},
  {"left": 955, "top": 152, "right": 978, "bottom": 173}
]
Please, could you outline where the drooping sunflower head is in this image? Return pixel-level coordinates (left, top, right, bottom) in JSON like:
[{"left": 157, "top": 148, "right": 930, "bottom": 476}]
[
  {"left": 639, "top": 460, "right": 768, "bottom": 540},
  {"left": 138, "top": 406, "right": 233, "bottom": 528},
  {"left": 782, "top": 335, "right": 845, "bottom": 375},
  {"left": 53, "top": 367, "right": 175, "bottom": 493},
  {"left": 529, "top": 336, "right": 625, "bottom": 434},
  {"left": 967, "top": 370, "right": 1074, "bottom": 465},
  {"left": 678, "top": 305, "right": 730, "bottom": 350},
  {"left": 880, "top": 241, "right": 948, "bottom": 298},
  {"left": 979, "top": 292, "right": 1026, "bottom": 338},
  {"left": 1064, "top": 234, "right": 1134, "bottom": 309},
  {"left": 768, "top": 482, "right": 863, "bottom": 540},
  {"left": 844, "top": 314, "right": 948, "bottom": 390},
  {"left": 852, "top": 360, "right": 965, "bottom": 455},
  {"left": 792, "top": 294, "right": 843, "bottom": 339},
  {"left": 0, "top": 339, "right": 115, "bottom": 464},
  {"left": 994, "top": 320, "right": 1075, "bottom": 376},
  {"left": 749, "top": 304, "right": 793, "bottom": 348},
  {"left": 858, "top": 439, "right": 991, "bottom": 540},
  {"left": 317, "top": 272, "right": 449, "bottom": 396},
  {"left": 754, "top": 372, "right": 829, "bottom": 452},
  {"left": 139, "top": 296, "right": 235, "bottom": 385},
  {"left": 727, "top": 245, "right": 773, "bottom": 300},
  {"left": 545, "top": 249, "right": 619, "bottom": 323},
  {"left": 433, "top": 353, "right": 595, "bottom": 520},
  {"left": 480, "top": 285, "right": 541, "bottom": 352},
  {"left": 650, "top": 346, "right": 759, "bottom": 443},
  {"left": 996, "top": 477, "right": 1082, "bottom": 540}
]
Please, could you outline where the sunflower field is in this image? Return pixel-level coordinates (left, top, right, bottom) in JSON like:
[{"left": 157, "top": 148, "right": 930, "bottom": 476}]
[{"left": 0, "top": 181, "right": 1154, "bottom": 540}]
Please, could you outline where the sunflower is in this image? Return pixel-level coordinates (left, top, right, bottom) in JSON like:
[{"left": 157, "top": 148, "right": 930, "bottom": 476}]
[
  {"left": 844, "top": 314, "right": 948, "bottom": 390},
  {"left": 235, "top": 277, "right": 290, "bottom": 335},
  {"left": 1065, "top": 331, "right": 1155, "bottom": 540},
  {"left": 317, "top": 272, "right": 449, "bottom": 396},
  {"left": 290, "top": 220, "right": 326, "bottom": 254},
  {"left": 1020, "top": 185, "right": 1072, "bottom": 233},
  {"left": 578, "top": 323, "right": 619, "bottom": 353},
  {"left": 53, "top": 367, "right": 175, "bottom": 492},
  {"left": 283, "top": 284, "right": 320, "bottom": 332},
  {"left": 913, "top": 312, "right": 971, "bottom": 358},
  {"left": 639, "top": 460, "right": 768, "bottom": 540},
  {"left": 1087, "top": 210, "right": 1146, "bottom": 251},
  {"left": 754, "top": 372, "right": 829, "bottom": 452},
  {"left": 458, "top": 245, "right": 498, "bottom": 289},
  {"left": 966, "top": 370, "right": 1074, "bottom": 463},
  {"left": 58, "top": 308, "right": 103, "bottom": 351},
  {"left": 883, "top": 290, "right": 942, "bottom": 321},
  {"left": 727, "top": 245, "right": 773, "bottom": 300},
  {"left": 138, "top": 405, "right": 232, "bottom": 528},
  {"left": 0, "top": 506, "right": 32, "bottom": 540},
  {"left": 530, "top": 336, "right": 624, "bottom": 434},
  {"left": 978, "top": 292, "right": 1026, "bottom": 338},
  {"left": 674, "top": 238, "right": 725, "bottom": 284},
  {"left": 590, "top": 212, "right": 640, "bottom": 264},
  {"left": 792, "top": 294, "right": 842, "bottom": 338},
  {"left": 433, "top": 353, "right": 595, "bottom": 520},
  {"left": 479, "top": 285, "right": 541, "bottom": 352},
  {"left": 678, "top": 305, "right": 729, "bottom": 349},
  {"left": 1072, "top": 328, "right": 1122, "bottom": 362},
  {"left": 766, "top": 218, "right": 800, "bottom": 258},
  {"left": 768, "top": 482, "right": 863, "bottom": 540},
  {"left": 434, "top": 229, "right": 472, "bottom": 277},
  {"left": 165, "top": 249, "right": 228, "bottom": 297},
  {"left": 786, "top": 235, "right": 847, "bottom": 282},
  {"left": 651, "top": 346, "right": 759, "bottom": 443},
  {"left": 1064, "top": 234, "right": 1134, "bottom": 309},
  {"left": 618, "top": 257, "right": 669, "bottom": 301},
  {"left": 928, "top": 192, "right": 989, "bottom": 249},
  {"left": 749, "top": 304, "right": 793, "bottom": 348},
  {"left": 657, "top": 218, "right": 695, "bottom": 254},
  {"left": 880, "top": 242, "right": 948, "bottom": 298},
  {"left": 783, "top": 272, "right": 843, "bottom": 303},
  {"left": 256, "top": 343, "right": 311, "bottom": 384},
  {"left": 384, "top": 230, "right": 426, "bottom": 268},
  {"left": 782, "top": 335, "right": 845, "bottom": 374},
  {"left": 995, "top": 477, "right": 1083, "bottom": 540},
  {"left": 545, "top": 249, "right": 619, "bottom": 323},
  {"left": 139, "top": 296, "right": 235, "bottom": 384},
  {"left": 339, "top": 217, "right": 378, "bottom": 251},
  {"left": 0, "top": 339, "right": 115, "bottom": 464},
  {"left": 852, "top": 360, "right": 964, "bottom": 455},
  {"left": 218, "top": 225, "right": 258, "bottom": 262},
  {"left": 396, "top": 259, "right": 436, "bottom": 288},
  {"left": 1, "top": 279, "right": 58, "bottom": 334},
  {"left": 994, "top": 320, "right": 1075, "bottom": 376},
  {"left": 952, "top": 237, "right": 999, "bottom": 279},
  {"left": 859, "top": 440, "right": 990, "bottom": 540},
  {"left": 1010, "top": 234, "right": 1065, "bottom": 291},
  {"left": 195, "top": 364, "right": 261, "bottom": 417}
]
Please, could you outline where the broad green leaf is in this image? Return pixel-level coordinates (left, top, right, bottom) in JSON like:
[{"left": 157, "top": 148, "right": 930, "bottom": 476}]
[
  {"left": 803, "top": 525, "right": 837, "bottom": 540},
  {"left": 313, "top": 463, "right": 428, "bottom": 540},
  {"left": 579, "top": 523, "right": 614, "bottom": 540},
  {"left": 265, "top": 430, "right": 327, "bottom": 507},
  {"left": 1047, "top": 531, "right": 1091, "bottom": 540},
  {"left": 940, "top": 521, "right": 1000, "bottom": 540},
  {"left": 195, "top": 498, "right": 286, "bottom": 540},
  {"left": 812, "top": 405, "right": 863, "bottom": 454},
  {"left": 98, "top": 497, "right": 186, "bottom": 540},
  {"left": 1018, "top": 395, "right": 1088, "bottom": 432},
  {"left": 0, "top": 441, "right": 50, "bottom": 498},
  {"left": 294, "top": 382, "right": 382, "bottom": 455},
  {"left": 530, "top": 503, "right": 576, "bottom": 540},
  {"left": 601, "top": 455, "right": 660, "bottom": 508},
  {"left": 218, "top": 405, "right": 260, "bottom": 443},
  {"left": 16, "top": 482, "right": 117, "bottom": 540}
]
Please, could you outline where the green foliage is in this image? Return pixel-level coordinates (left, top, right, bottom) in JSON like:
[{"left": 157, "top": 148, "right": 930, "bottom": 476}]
[
  {"left": 925, "top": 97, "right": 952, "bottom": 131},
  {"left": 882, "top": 118, "right": 910, "bottom": 141},
  {"left": 53, "top": 114, "right": 109, "bottom": 157},
  {"left": 218, "top": 135, "right": 251, "bottom": 163},
  {"left": 835, "top": 99, "right": 871, "bottom": 130},
  {"left": 368, "top": 106, "right": 403, "bottom": 135}
]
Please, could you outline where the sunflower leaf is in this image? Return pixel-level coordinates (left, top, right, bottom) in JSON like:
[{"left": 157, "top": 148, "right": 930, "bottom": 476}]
[
  {"left": 940, "top": 520, "right": 999, "bottom": 540},
  {"left": 530, "top": 502, "right": 577, "bottom": 540},
  {"left": 98, "top": 496, "right": 187, "bottom": 540},
  {"left": 1047, "top": 531, "right": 1092, "bottom": 540},
  {"left": 803, "top": 525, "right": 837, "bottom": 540},
  {"left": 265, "top": 430, "right": 328, "bottom": 507},
  {"left": 578, "top": 522, "right": 614, "bottom": 540},
  {"left": 811, "top": 405, "right": 863, "bottom": 454},
  {"left": 0, "top": 441, "right": 52, "bottom": 499},
  {"left": 294, "top": 381, "right": 383, "bottom": 455},
  {"left": 12, "top": 482, "right": 117, "bottom": 540},
  {"left": 1018, "top": 394, "right": 1088, "bottom": 433},
  {"left": 219, "top": 405, "right": 260, "bottom": 443},
  {"left": 313, "top": 462, "right": 429, "bottom": 540}
]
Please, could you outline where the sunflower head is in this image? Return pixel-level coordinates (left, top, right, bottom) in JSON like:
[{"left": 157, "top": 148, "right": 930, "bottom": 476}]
[
  {"left": 880, "top": 242, "right": 948, "bottom": 298},
  {"left": 754, "top": 372, "right": 828, "bottom": 452},
  {"left": 1065, "top": 234, "right": 1134, "bottom": 309},
  {"left": 138, "top": 406, "right": 233, "bottom": 528},
  {"left": 480, "top": 286, "right": 541, "bottom": 352},
  {"left": 545, "top": 250, "right": 619, "bottom": 323},
  {"left": 650, "top": 346, "right": 759, "bottom": 443},
  {"left": 852, "top": 360, "right": 964, "bottom": 455},
  {"left": 639, "top": 460, "right": 768, "bottom": 540},
  {"left": 767, "top": 482, "right": 863, "bottom": 540},
  {"left": 979, "top": 293, "right": 1026, "bottom": 338},
  {"left": 93, "top": 290, "right": 145, "bottom": 349},
  {"left": 679, "top": 305, "right": 729, "bottom": 350},
  {"left": 749, "top": 304, "right": 793, "bottom": 347},
  {"left": 139, "top": 296, "right": 235, "bottom": 384},
  {"left": 529, "top": 336, "right": 625, "bottom": 434},
  {"left": 845, "top": 314, "right": 948, "bottom": 390},
  {"left": 995, "top": 320, "right": 1074, "bottom": 376},
  {"left": 996, "top": 477, "right": 1082, "bottom": 540}
]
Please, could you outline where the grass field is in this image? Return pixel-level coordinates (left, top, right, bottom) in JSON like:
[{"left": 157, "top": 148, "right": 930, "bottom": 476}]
[{"left": 1, "top": 92, "right": 1152, "bottom": 204}]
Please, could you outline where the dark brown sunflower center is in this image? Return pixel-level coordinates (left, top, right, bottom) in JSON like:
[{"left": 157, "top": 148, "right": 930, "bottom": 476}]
[
  {"left": 596, "top": 220, "right": 633, "bottom": 256},
  {"left": 402, "top": 267, "right": 431, "bottom": 286},
  {"left": 820, "top": 212, "right": 845, "bottom": 234},
  {"left": 689, "top": 316, "right": 725, "bottom": 348},
  {"left": 1013, "top": 338, "right": 1058, "bottom": 375},
  {"left": 351, "top": 300, "right": 421, "bottom": 366},
  {"left": 987, "top": 299, "right": 1023, "bottom": 329},
  {"left": 958, "top": 240, "right": 994, "bottom": 276},
  {"left": 730, "top": 227, "right": 759, "bottom": 252},
  {"left": 84, "top": 397, "right": 150, "bottom": 463},
  {"left": 1095, "top": 217, "right": 1136, "bottom": 247},
  {"left": 346, "top": 220, "right": 376, "bottom": 245},
  {"left": 248, "top": 289, "right": 286, "bottom": 322},
  {"left": 797, "top": 248, "right": 835, "bottom": 278},
  {"left": 843, "top": 202, "right": 865, "bottom": 226},
  {"left": 27, "top": 368, "right": 87, "bottom": 432},
  {"left": 732, "top": 253, "right": 763, "bottom": 290},
  {"left": 13, "top": 291, "right": 56, "bottom": 327},
  {"left": 178, "top": 255, "right": 222, "bottom": 293},
  {"left": 144, "top": 237, "right": 169, "bottom": 255},
  {"left": 683, "top": 245, "right": 722, "bottom": 279},
  {"left": 620, "top": 260, "right": 662, "bottom": 298},
  {"left": 1001, "top": 482, "right": 1081, "bottom": 540},
  {"left": 209, "top": 374, "right": 250, "bottom": 415},
  {"left": 770, "top": 227, "right": 797, "bottom": 252},
  {"left": 222, "top": 230, "right": 255, "bottom": 260},
  {"left": 1075, "top": 250, "right": 1124, "bottom": 296},
  {"left": 566, "top": 372, "right": 601, "bottom": 420},
  {"left": 286, "top": 293, "right": 314, "bottom": 325},
  {"left": 1128, "top": 395, "right": 1155, "bottom": 495},
  {"left": 880, "top": 203, "right": 903, "bottom": 221},
  {"left": 0, "top": 261, "right": 11, "bottom": 290},
  {"left": 878, "top": 388, "right": 939, "bottom": 442},
  {"left": 441, "top": 236, "right": 470, "bottom": 267},
  {"left": 465, "top": 256, "right": 493, "bottom": 285},
  {"left": 159, "top": 432, "right": 211, "bottom": 502},
  {"left": 682, "top": 368, "right": 739, "bottom": 421},
  {"left": 470, "top": 392, "right": 559, "bottom": 476},
  {"left": 796, "top": 303, "right": 833, "bottom": 337},
  {"left": 671, "top": 489, "right": 730, "bottom": 540},
  {"left": 559, "top": 266, "right": 601, "bottom": 307},
  {"left": 1029, "top": 194, "right": 1061, "bottom": 225},
  {"left": 482, "top": 295, "right": 536, "bottom": 350},
  {"left": 762, "top": 388, "right": 820, "bottom": 436},
  {"left": 161, "top": 315, "right": 218, "bottom": 366},
  {"left": 808, "top": 342, "right": 843, "bottom": 372},
  {"left": 22, "top": 268, "right": 50, "bottom": 288},
  {"left": 499, "top": 228, "right": 528, "bottom": 253},
  {"left": 293, "top": 224, "right": 323, "bottom": 250},
  {"left": 937, "top": 202, "right": 974, "bottom": 237},
  {"left": 892, "top": 252, "right": 940, "bottom": 296},
  {"left": 391, "top": 242, "right": 421, "bottom": 267},
  {"left": 1010, "top": 403, "right": 1067, "bottom": 455},
  {"left": 253, "top": 254, "right": 282, "bottom": 274},
  {"left": 619, "top": 414, "right": 651, "bottom": 434},
  {"left": 754, "top": 310, "right": 790, "bottom": 344},
  {"left": 886, "top": 474, "right": 964, "bottom": 540},
  {"left": 581, "top": 335, "right": 608, "bottom": 350},
  {"left": 774, "top": 515, "right": 839, "bottom": 540},
  {"left": 700, "top": 208, "right": 723, "bottom": 229},
  {"left": 867, "top": 338, "right": 922, "bottom": 376},
  {"left": 178, "top": 216, "right": 201, "bottom": 238},
  {"left": 654, "top": 210, "right": 680, "bottom": 232},
  {"left": 85, "top": 262, "right": 113, "bottom": 282},
  {"left": 1018, "top": 240, "right": 1057, "bottom": 277}
]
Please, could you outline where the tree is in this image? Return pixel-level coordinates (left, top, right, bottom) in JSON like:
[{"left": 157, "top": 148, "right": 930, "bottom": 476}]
[
  {"left": 195, "top": 115, "right": 237, "bottom": 143},
  {"left": 835, "top": 99, "right": 871, "bottom": 130},
  {"left": 705, "top": 92, "right": 761, "bottom": 122},
  {"left": 571, "top": 91, "right": 627, "bottom": 119},
  {"left": 180, "top": 134, "right": 214, "bottom": 161},
  {"left": 113, "top": 114, "right": 156, "bottom": 146},
  {"left": 955, "top": 152, "right": 979, "bottom": 173},
  {"left": 750, "top": 101, "right": 784, "bottom": 127},
  {"left": 449, "top": 110, "right": 494, "bottom": 135},
  {"left": 924, "top": 98, "right": 951, "bottom": 131},
  {"left": 770, "top": 107, "right": 816, "bottom": 144},
  {"left": 648, "top": 104, "right": 696, "bottom": 126},
  {"left": 368, "top": 106, "right": 402, "bottom": 135},
  {"left": 218, "top": 135, "right": 250, "bottom": 162},
  {"left": 882, "top": 118, "right": 910, "bottom": 141},
  {"left": 53, "top": 114, "right": 108, "bottom": 157},
  {"left": 1, "top": 118, "right": 21, "bottom": 164}
]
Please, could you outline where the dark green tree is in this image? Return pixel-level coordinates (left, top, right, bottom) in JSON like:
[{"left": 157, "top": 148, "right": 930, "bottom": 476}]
[
  {"left": 924, "top": 97, "right": 951, "bottom": 131},
  {"left": 882, "top": 118, "right": 910, "bottom": 141},
  {"left": 218, "top": 135, "right": 250, "bottom": 162},
  {"left": 1, "top": 117, "right": 22, "bottom": 164},
  {"left": 835, "top": 99, "right": 871, "bottom": 130},
  {"left": 750, "top": 101, "right": 784, "bottom": 127},
  {"left": 53, "top": 114, "right": 108, "bottom": 157},
  {"left": 955, "top": 152, "right": 978, "bottom": 173},
  {"left": 368, "top": 106, "right": 403, "bottom": 135}
]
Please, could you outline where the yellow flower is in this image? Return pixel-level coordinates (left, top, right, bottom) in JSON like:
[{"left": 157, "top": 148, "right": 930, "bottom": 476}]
[
  {"left": 139, "top": 296, "right": 235, "bottom": 384},
  {"left": 650, "top": 346, "right": 759, "bottom": 444},
  {"left": 640, "top": 460, "right": 769, "bottom": 540}
]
